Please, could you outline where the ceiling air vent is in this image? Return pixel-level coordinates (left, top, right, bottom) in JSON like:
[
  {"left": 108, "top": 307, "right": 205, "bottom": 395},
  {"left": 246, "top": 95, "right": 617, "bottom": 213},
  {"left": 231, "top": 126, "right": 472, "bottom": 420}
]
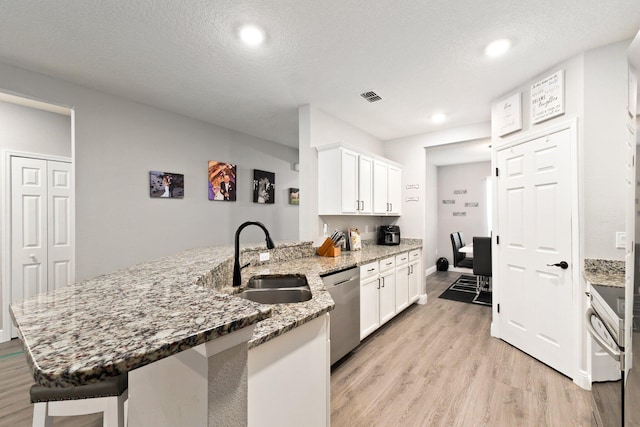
[{"left": 360, "top": 91, "right": 383, "bottom": 103}]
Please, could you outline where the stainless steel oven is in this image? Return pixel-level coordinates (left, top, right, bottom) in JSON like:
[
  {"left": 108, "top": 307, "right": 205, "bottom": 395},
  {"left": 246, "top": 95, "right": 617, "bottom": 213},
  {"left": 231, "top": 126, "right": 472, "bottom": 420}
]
[{"left": 587, "top": 277, "right": 640, "bottom": 427}]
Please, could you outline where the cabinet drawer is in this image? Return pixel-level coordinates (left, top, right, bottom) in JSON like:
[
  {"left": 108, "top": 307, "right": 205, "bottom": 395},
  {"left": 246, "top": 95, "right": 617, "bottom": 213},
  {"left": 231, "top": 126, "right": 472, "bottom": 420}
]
[
  {"left": 409, "top": 249, "right": 421, "bottom": 261},
  {"left": 395, "top": 252, "right": 409, "bottom": 265},
  {"left": 379, "top": 256, "right": 395, "bottom": 272},
  {"left": 360, "top": 261, "right": 379, "bottom": 279}
]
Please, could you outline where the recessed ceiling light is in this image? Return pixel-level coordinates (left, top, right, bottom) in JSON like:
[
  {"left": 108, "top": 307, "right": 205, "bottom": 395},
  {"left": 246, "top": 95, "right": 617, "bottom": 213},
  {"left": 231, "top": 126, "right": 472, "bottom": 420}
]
[
  {"left": 484, "top": 38, "right": 511, "bottom": 58},
  {"left": 431, "top": 113, "right": 446, "bottom": 124},
  {"left": 239, "top": 25, "right": 265, "bottom": 46}
]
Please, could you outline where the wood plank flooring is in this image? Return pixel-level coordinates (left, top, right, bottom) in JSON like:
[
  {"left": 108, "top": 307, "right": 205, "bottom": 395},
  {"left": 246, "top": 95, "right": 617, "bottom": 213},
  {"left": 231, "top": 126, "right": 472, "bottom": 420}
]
[
  {"left": 331, "top": 271, "right": 593, "bottom": 427},
  {"left": 0, "top": 271, "right": 593, "bottom": 426},
  {"left": 0, "top": 340, "right": 102, "bottom": 427}
]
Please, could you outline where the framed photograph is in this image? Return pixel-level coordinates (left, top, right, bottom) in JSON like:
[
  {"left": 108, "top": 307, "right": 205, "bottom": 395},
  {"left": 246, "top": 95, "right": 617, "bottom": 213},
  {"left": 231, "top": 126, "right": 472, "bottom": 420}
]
[
  {"left": 149, "top": 171, "right": 184, "bottom": 199},
  {"left": 289, "top": 188, "right": 299, "bottom": 205},
  {"left": 208, "top": 161, "right": 236, "bottom": 201},
  {"left": 253, "top": 169, "right": 275, "bottom": 204}
]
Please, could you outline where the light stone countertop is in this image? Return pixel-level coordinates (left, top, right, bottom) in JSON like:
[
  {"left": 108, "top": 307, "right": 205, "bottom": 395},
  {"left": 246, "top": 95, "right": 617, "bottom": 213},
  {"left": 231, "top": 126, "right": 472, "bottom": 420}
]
[
  {"left": 10, "top": 238, "right": 422, "bottom": 387},
  {"left": 583, "top": 258, "right": 625, "bottom": 288}
]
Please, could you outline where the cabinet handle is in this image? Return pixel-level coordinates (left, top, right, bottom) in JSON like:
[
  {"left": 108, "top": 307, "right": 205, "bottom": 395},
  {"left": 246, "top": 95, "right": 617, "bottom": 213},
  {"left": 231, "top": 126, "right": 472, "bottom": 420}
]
[
  {"left": 377, "top": 278, "right": 381, "bottom": 289},
  {"left": 381, "top": 277, "right": 385, "bottom": 287},
  {"left": 360, "top": 200, "right": 364, "bottom": 211},
  {"left": 367, "top": 268, "right": 375, "bottom": 272},
  {"left": 356, "top": 200, "right": 360, "bottom": 211},
  {"left": 390, "top": 203, "right": 393, "bottom": 212}
]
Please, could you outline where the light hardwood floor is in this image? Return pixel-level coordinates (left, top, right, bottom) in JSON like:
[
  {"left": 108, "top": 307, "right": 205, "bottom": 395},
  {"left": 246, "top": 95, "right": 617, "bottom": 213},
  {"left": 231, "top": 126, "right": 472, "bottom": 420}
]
[
  {"left": 0, "top": 271, "right": 593, "bottom": 426},
  {"left": 331, "top": 271, "right": 594, "bottom": 427}
]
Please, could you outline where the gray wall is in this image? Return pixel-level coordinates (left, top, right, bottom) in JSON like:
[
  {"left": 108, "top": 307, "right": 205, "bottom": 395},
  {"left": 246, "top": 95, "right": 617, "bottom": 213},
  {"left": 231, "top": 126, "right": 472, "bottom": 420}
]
[
  {"left": 437, "top": 161, "right": 491, "bottom": 265},
  {"left": 0, "top": 61, "right": 299, "bottom": 289}
]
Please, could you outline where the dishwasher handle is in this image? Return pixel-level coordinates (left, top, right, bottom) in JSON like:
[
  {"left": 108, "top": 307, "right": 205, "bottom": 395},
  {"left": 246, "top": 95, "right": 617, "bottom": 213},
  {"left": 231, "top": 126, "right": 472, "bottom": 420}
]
[
  {"left": 585, "top": 308, "right": 621, "bottom": 364},
  {"left": 330, "top": 276, "right": 359, "bottom": 287}
]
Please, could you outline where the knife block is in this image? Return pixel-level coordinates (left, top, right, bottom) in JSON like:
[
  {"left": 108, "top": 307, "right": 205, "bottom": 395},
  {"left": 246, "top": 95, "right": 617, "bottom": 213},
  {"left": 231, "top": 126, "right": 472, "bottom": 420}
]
[{"left": 317, "top": 238, "right": 341, "bottom": 257}]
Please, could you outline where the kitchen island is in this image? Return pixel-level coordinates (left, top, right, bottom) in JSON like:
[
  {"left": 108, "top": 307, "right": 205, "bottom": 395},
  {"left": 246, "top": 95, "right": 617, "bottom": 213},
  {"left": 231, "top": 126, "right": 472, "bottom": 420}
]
[{"left": 10, "top": 238, "right": 423, "bottom": 426}]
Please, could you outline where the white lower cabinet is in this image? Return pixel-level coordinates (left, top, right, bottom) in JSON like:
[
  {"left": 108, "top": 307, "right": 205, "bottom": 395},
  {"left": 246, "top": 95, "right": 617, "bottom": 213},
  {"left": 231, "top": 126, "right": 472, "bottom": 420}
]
[
  {"left": 408, "top": 249, "right": 422, "bottom": 303},
  {"left": 248, "top": 314, "right": 330, "bottom": 427},
  {"left": 360, "top": 250, "right": 422, "bottom": 340},
  {"left": 395, "top": 253, "right": 410, "bottom": 313}
]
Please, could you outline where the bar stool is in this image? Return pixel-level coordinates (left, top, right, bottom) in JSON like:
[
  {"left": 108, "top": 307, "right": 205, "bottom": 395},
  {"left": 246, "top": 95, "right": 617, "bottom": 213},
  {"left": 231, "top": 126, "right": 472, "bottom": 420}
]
[{"left": 30, "top": 373, "right": 128, "bottom": 427}]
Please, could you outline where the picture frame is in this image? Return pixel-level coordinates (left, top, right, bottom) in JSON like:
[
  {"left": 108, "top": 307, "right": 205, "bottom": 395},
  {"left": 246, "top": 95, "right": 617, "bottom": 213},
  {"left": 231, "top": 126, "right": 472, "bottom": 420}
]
[
  {"left": 494, "top": 92, "right": 522, "bottom": 136},
  {"left": 531, "top": 70, "right": 565, "bottom": 124},
  {"left": 208, "top": 161, "right": 236, "bottom": 201},
  {"left": 253, "top": 169, "right": 275, "bottom": 204},
  {"left": 149, "top": 171, "right": 184, "bottom": 199},
  {"left": 289, "top": 188, "right": 299, "bottom": 205}
]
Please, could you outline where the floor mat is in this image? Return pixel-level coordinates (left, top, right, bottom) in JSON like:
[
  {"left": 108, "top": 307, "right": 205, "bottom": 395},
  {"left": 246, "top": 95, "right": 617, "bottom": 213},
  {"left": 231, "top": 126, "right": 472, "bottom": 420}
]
[{"left": 438, "top": 274, "right": 492, "bottom": 307}]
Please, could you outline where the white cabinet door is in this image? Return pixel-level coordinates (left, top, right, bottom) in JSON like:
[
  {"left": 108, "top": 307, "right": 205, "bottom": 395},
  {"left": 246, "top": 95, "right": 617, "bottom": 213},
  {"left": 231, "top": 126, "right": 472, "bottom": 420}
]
[
  {"left": 395, "top": 264, "right": 409, "bottom": 312},
  {"left": 340, "top": 148, "right": 359, "bottom": 213},
  {"left": 360, "top": 276, "right": 380, "bottom": 340},
  {"left": 408, "top": 250, "right": 422, "bottom": 302},
  {"left": 379, "top": 269, "right": 396, "bottom": 325},
  {"left": 358, "top": 155, "right": 373, "bottom": 214},
  {"left": 387, "top": 165, "right": 402, "bottom": 215},
  {"left": 372, "top": 160, "right": 388, "bottom": 214}
]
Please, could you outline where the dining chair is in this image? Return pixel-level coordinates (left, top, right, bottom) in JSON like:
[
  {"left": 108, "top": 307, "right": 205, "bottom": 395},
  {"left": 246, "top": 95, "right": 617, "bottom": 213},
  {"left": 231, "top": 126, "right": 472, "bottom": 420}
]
[{"left": 472, "top": 236, "right": 492, "bottom": 293}]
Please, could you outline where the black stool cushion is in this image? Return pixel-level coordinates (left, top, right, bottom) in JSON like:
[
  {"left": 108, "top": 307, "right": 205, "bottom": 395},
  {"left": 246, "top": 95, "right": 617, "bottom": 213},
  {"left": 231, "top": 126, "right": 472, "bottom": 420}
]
[{"left": 30, "top": 374, "right": 127, "bottom": 403}]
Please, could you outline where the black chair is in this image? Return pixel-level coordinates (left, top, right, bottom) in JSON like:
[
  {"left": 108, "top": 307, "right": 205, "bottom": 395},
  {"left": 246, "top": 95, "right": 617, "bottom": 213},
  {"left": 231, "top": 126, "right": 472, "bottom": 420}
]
[
  {"left": 450, "top": 232, "right": 473, "bottom": 268},
  {"left": 472, "top": 237, "right": 492, "bottom": 293}
]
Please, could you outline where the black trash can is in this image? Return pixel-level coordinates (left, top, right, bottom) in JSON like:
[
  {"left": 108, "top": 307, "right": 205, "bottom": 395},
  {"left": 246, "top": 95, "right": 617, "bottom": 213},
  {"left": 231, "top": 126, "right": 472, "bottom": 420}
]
[{"left": 436, "top": 257, "right": 449, "bottom": 271}]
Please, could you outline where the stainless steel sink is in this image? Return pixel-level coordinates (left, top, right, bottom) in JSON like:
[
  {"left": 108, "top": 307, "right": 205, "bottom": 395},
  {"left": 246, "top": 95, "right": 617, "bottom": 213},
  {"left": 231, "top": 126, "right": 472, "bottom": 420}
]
[
  {"left": 238, "top": 288, "right": 312, "bottom": 304},
  {"left": 246, "top": 274, "right": 308, "bottom": 289}
]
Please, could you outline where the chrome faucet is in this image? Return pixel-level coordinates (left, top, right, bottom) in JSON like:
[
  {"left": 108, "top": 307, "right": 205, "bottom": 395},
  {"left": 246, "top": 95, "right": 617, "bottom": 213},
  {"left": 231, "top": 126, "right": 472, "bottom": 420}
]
[{"left": 233, "top": 221, "right": 275, "bottom": 286}]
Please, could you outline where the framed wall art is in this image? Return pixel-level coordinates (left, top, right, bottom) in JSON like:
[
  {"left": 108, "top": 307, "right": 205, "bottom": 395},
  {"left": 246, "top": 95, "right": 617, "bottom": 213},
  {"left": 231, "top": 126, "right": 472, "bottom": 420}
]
[
  {"left": 531, "top": 70, "right": 565, "bottom": 124},
  {"left": 494, "top": 92, "right": 522, "bottom": 136},
  {"left": 208, "top": 161, "right": 236, "bottom": 201},
  {"left": 149, "top": 171, "right": 184, "bottom": 199},
  {"left": 253, "top": 169, "right": 275, "bottom": 204},
  {"left": 289, "top": 188, "right": 299, "bottom": 205}
]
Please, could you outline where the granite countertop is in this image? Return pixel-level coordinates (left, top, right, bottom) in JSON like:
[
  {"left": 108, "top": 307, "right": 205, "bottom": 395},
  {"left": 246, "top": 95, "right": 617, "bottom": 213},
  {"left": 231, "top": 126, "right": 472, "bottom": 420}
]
[
  {"left": 583, "top": 258, "right": 625, "bottom": 288},
  {"left": 233, "top": 238, "right": 424, "bottom": 348},
  {"left": 10, "top": 238, "right": 422, "bottom": 387}
]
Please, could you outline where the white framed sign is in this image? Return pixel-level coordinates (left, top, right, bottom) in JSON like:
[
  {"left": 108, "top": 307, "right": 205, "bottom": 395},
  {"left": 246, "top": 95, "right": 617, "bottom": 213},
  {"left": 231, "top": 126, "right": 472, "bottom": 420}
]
[
  {"left": 531, "top": 70, "right": 565, "bottom": 124},
  {"left": 494, "top": 92, "right": 522, "bottom": 136}
]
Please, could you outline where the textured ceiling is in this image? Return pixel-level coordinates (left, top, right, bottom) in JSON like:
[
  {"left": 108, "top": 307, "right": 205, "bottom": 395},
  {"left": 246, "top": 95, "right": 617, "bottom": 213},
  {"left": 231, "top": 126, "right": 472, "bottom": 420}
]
[{"left": 0, "top": 1, "right": 638, "bottom": 148}]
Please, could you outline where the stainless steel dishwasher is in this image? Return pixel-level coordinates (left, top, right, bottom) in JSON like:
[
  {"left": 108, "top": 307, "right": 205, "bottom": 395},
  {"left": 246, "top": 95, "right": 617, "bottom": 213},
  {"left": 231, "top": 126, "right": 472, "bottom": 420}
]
[{"left": 322, "top": 266, "right": 360, "bottom": 365}]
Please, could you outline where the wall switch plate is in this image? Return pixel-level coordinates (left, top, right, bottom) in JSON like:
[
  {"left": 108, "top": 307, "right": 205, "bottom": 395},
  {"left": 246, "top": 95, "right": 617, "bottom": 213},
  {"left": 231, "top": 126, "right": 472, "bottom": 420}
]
[
  {"left": 616, "top": 232, "right": 627, "bottom": 249},
  {"left": 259, "top": 252, "right": 270, "bottom": 262}
]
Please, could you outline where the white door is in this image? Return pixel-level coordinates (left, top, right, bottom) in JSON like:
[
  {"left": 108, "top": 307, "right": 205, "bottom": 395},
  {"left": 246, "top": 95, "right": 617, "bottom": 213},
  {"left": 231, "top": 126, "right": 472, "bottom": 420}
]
[
  {"left": 624, "top": 123, "right": 635, "bottom": 376},
  {"left": 10, "top": 156, "right": 73, "bottom": 336},
  {"left": 48, "top": 161, "right": 73, "bottom": 291},
  {"left": 496, "top": 129, "right": 573, "bottom": 378},
  {"left": 11, "top": 157, "right": 48, "bottom": 303}
]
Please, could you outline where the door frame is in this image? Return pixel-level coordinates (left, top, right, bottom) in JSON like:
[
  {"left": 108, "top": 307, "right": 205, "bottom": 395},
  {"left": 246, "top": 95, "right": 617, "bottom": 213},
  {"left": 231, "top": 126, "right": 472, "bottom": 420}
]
[
  {"left": 1, "top": 150, "right": 75, "bottom": 342},
  {"left": 490, "top": 117, "right": 586, "bottom": 388}
]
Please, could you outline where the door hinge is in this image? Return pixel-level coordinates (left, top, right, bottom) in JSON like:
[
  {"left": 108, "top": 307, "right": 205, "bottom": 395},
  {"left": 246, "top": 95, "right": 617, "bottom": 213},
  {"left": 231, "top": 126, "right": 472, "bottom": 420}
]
[
  {"left": 495, "top": 167, "right": 499, "bottom": 177},
  {"left": 497, "top": 303, "right": 500, "bottom": 313},
  {"left": 496, "top": 235, "right": 500, "bottom": 245}
]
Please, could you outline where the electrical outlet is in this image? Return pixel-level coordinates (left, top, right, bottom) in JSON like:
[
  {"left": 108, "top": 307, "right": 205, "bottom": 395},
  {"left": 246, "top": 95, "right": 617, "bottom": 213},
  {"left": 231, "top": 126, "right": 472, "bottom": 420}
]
[
  {"left": 616, "top": 232, "right": 627, "bottom": 249},
  {"left": 259, "top": 252, "right": 270, "bottom": 262},
  {"left": 617, "top": 297, "right": 625, "bottom": 314}
]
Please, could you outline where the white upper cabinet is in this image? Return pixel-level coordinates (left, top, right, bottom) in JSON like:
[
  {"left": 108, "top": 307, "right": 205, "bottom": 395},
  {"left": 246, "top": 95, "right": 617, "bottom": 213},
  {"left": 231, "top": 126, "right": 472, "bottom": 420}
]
[
  {"left": 373, "top": 161, "right": 402, "bottom": 215},
  {"left": 318, "top": 144, "right": 401, "bottom": 216}
]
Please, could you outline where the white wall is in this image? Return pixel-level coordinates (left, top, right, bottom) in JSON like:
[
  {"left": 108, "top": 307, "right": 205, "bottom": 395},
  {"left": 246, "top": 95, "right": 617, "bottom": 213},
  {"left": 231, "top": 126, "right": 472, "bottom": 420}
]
[
  {"left": 299, "top": 105, "right": 386, "bottom": 243},
  {"left": 583, "top": 40, "right": 630, "bottom": 259},
  {"left": 437, "top": 161, "right": 491, "bottom": 264},
  {"left": 383, "top": 122, "right": 492, "bottom": 268},
  {"left": 0, "top": 61, "right": 299, "bottom": 288}
]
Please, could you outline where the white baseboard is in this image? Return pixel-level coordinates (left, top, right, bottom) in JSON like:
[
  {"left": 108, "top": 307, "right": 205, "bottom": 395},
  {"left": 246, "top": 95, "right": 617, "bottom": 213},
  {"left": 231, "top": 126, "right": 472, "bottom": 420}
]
[
  {"left": 574, "top": 369, "right": 591, "bottom": 391},
  {"left": 417, "top": 294, "right": 428, "bottom": 305},
  {"left": 448, "top": 266, "right": 474, "bottom": 274},
  {"left": 0, "top": 328, "right": 9, "bottom": 344},
  {"left": 425, "top": 265, "right": 437, "bottom": 277}
]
